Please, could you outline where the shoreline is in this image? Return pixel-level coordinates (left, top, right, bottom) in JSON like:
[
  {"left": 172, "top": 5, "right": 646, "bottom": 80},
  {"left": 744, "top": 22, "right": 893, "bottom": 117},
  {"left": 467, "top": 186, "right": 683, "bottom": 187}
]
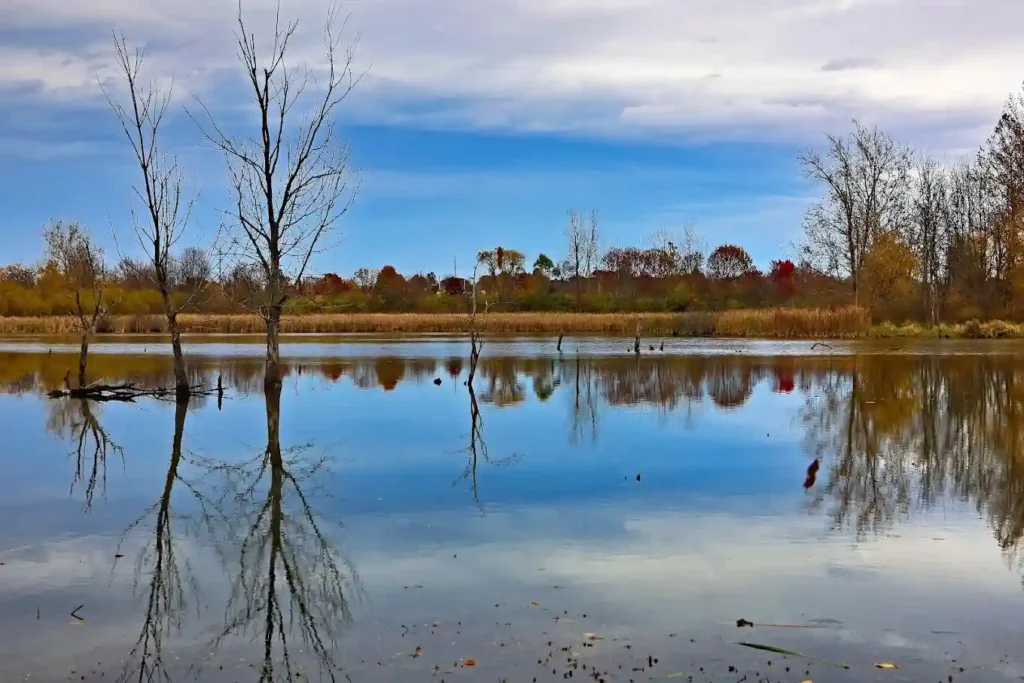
[{"left": 0, "top": 310, "right": 1023, "bottom": 339}]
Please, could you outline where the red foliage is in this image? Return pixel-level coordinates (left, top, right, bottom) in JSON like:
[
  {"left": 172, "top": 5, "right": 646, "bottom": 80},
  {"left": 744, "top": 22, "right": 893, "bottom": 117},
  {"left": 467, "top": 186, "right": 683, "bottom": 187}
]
[
  {"left": 309, "top": 273, "right": 353, "bottom": 295},
  {"left": 440, "top": 276, "right": 468, "bottom": 296},
  {"left": 769, "top": 259, "right": 797, "bottom": 300}
]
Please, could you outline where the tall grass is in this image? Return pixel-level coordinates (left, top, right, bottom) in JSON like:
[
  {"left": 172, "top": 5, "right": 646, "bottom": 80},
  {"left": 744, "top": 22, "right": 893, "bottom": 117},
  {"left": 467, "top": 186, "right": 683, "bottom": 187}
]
[{"left": 0, "top": 307, "right": 878, "bottom": 337}]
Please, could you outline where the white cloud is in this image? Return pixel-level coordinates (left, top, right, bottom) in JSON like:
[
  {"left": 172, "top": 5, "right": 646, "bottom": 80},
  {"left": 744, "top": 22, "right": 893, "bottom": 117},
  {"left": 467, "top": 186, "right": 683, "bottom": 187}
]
[{"left": 1, "top": 0, "right": 1022, "bottom": 150}]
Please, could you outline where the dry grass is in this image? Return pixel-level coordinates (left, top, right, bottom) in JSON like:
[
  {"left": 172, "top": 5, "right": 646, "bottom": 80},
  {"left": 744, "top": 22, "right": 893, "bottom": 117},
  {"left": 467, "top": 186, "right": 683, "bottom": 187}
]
[{"left": 0, "top": 307, "right": 876, "bottom": 337}]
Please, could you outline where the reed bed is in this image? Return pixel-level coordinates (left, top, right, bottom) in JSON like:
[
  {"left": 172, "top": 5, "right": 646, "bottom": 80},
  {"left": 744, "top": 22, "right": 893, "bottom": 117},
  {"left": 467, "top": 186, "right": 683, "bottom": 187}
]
[{"left": 0, "top": 307, "right": 883, "bottom": 338}]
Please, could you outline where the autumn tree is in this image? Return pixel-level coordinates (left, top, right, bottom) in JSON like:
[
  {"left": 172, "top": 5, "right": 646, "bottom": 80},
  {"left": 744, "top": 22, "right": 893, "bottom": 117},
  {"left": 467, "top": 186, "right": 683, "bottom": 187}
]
[
  {"left": 192, "top": 2, "right": 361, "bottom": 390},
  {"left": 104, "top": 32, "right": 210, "bottom": 401},
  {"left": 707, "top": 244, "right": 754, "bottom": 280},
  {"left": 800, "top": 121, "right": 912, "bottom": 305},
  {"left": 43, "top": 222, "right": 116, "bottom": 387},
  {"left": 564, "top": 207, "right": 600, "bottom": 311},
  {"left": 769, "top": 259, "right": 797, "bottom": 302},
  {"left": 862, "top": 231, "right": 919, "bottom": 317}
]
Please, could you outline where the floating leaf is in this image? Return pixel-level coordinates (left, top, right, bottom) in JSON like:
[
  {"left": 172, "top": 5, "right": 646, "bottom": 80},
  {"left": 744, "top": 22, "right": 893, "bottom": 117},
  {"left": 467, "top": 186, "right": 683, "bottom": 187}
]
[
  {"left": 584, "top": 632, "right": 603, "bottom": 640},
  {"left": 463, "top": 658, "right": 476, "bottom": 667},
  {"left": 874, "top": 662, "right": 899, "bottom": 669},
  {"left": 530, "top": 601, "right": 540, "bottom": 606},
  {"left": 736, "top": 642, "right": 850, "bottom": 669}
]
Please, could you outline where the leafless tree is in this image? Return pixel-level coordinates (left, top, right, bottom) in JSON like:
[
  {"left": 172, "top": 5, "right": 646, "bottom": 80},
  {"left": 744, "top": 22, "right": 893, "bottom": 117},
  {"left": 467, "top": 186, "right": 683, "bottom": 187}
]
[
  {"left": 564, "top": 207, "right": 600, "bottom": 311},
  {"left": 191, "top": 1, "right": 362, "bottom": 390},
  {"left": 911, "top": 156, "right": 949, "bottom": 325},
  {"left": 103, "top": 33, "right": 210, "bottom": 402},
  {"left": 43, "top": 221, "right": 117, "bottom": 387},
  {"left": 979, "top": 85, "right": 1024, "bottom": 311},
  {"left": 800, "top": 121, "right": 912, "bottom": 306}
]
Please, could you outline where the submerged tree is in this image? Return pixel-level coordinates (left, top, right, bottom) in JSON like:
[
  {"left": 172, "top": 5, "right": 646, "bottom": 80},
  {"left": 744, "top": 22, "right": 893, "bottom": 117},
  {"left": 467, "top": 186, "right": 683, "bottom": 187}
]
[
  {"left": 104, "top": 33, "right": 210, "bottom": 402},
  {"left": 192, "top": 1, "right": 362, "bottom": 391},
  {"left": 44, "top": 222, "right": 117, "bottom": 388}
]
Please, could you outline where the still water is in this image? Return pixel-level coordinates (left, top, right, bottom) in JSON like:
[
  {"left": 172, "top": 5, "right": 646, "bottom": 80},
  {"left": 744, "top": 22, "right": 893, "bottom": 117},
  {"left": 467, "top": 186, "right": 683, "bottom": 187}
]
[{"left": 1, "top": 336, "right": 1024, "bottom": 683}]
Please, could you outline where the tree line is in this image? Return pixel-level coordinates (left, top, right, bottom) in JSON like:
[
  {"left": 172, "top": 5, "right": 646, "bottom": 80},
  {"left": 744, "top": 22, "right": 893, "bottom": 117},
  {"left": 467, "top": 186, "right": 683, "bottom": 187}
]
[{"left": 3, "top": 0, "right": 1024, "bottom": 398}]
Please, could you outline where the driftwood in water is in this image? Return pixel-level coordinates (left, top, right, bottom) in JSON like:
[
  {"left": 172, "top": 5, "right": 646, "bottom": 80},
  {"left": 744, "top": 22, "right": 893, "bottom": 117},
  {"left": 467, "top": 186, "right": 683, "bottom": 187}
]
[{"left": 47, "top": 373, "right": 216, "bottom": 403}]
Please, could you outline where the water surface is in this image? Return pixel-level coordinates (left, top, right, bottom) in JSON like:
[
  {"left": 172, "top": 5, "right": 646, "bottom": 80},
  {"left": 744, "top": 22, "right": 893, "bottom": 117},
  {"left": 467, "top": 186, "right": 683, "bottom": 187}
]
[{"left": 1, "top": 336, "right": 1023, "bottom": 683}]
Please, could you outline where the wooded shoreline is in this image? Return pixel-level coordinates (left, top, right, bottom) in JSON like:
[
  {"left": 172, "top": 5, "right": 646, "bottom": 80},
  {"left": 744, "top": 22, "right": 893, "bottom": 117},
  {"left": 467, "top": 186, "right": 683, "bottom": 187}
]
[{"left": 1, "top": 309, "right": 1022, "bottom": 339}]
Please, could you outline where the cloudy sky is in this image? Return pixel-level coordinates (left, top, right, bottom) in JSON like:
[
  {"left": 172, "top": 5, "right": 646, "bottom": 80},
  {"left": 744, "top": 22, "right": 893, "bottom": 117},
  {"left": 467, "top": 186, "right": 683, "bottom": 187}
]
[{"left": 1, "top": 0, "right": 1022, "bottom": 276}]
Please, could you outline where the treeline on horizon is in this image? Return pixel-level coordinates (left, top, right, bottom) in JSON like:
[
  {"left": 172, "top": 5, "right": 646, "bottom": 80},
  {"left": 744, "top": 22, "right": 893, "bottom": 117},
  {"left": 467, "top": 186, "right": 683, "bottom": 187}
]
[{"left": 3, "top": 80, "right": 1024, "bottom": 325}]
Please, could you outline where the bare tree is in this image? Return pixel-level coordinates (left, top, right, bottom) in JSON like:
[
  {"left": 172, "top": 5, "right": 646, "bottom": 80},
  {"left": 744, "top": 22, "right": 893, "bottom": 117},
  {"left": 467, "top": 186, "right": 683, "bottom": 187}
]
[
  {"left": 191, "top": 2, "right": 362, "bottom": 390},
  {"left": 564, "top": 207, "right": 601, "bottom": 311},
  {"left": 800, "top": 121, "right": 912, "bottom": 306},
  {"left": 44, "top": 222, "right": 117, "bottom": 387},
  {"left": 911, "top": 156, "right": 948, "bottom": 325},
  {"left": 103, "top": 34, "right": 209, "bottom": 402}
]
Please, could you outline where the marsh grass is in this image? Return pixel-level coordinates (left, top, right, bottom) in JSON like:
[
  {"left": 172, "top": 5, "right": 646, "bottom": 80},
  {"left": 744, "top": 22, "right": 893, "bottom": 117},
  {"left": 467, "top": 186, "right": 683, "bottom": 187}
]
[{"left": 0, "top": 307, "right": 884, "bottom": 337}]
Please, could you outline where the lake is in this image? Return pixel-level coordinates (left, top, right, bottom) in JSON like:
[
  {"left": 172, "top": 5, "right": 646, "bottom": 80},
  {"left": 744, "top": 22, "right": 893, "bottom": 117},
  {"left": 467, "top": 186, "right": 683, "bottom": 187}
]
[{"left": 1, "top": 335, "right": 1023, "bottom": 683}]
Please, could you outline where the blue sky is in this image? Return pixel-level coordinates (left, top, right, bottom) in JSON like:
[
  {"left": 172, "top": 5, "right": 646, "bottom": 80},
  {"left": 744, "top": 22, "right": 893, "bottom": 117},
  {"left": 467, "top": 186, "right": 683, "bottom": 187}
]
[{"left": 2, "top": 0, "right": 1022, "bottom": 277}]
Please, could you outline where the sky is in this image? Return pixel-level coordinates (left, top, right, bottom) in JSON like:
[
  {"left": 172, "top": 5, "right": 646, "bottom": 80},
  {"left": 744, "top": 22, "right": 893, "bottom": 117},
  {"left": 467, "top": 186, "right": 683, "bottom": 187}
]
[{"left": 2, "top": 0, "right": 1023, "bottom": 278}]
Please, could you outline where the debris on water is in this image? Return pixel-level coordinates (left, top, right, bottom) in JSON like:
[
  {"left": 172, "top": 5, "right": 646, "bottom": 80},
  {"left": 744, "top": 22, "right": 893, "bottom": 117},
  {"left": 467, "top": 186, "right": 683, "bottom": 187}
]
[
  {"left": 433, "top": 377, "right": 442, "bottom": 385},
  {"left": 874, "top": 662, "right": 899, "bottom": 669},
  {"left": 736, "top": 642, "right": 849, "bottom": 669},
  {"left": 462, "top": 658, "right": 477, "bottom": 667},
  {"left": 114, "top": 553, "right": 124, "bottom": 559},
  {"left": 70, "top": 604, "right": 84, "bottom": 621},
  {"left": 411, "top": 646, "right": 423, "bottom": 658},
  {"left": 804, "top": 459, "right": 820, "bottom": 489},
  {"left": 737, "top": 619, "right": 823, "bottom": 629},
  {"left": 636, "top": 473, "right": 641, "bottom": 481}
]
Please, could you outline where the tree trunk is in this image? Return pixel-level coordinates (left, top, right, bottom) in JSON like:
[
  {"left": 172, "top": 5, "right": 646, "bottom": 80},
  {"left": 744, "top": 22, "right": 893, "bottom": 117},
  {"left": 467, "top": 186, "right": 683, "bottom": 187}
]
[
  {"left": 166, "top": 309, "right": 190, "bottom": 403},
  {"left": 78, "top": 332, "right": 90, "bottom": 388},
  {"left": 264, "top": 305, "right": 283, "bottom": 391}
]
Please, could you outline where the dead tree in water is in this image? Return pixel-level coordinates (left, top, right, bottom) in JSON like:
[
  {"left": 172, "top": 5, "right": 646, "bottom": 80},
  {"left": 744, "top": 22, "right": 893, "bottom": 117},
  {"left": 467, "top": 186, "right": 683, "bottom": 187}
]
[
  {"left": 43, "top": 222, "right": 117, "bottom": 388},
  {"left": 191, "top": 1, "right": 362, "bottom": 392},
  {"left": 103, "top": 33, "right": 212, "bottom": 403}
]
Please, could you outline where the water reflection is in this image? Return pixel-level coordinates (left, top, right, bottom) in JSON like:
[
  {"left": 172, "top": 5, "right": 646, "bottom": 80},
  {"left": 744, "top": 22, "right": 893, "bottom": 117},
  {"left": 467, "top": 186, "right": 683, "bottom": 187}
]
[
  {"left": 47, "top": 399, "right": 124, "bottom": 510},
  {"left": 118, "top": 400, "right": 207, "bottom": 683},
  {"left": 208, "top": 380, "right": 359, "bottom": 683},
  {"left": 8, "top": 346, "right": 1024, "bottom": 681}
]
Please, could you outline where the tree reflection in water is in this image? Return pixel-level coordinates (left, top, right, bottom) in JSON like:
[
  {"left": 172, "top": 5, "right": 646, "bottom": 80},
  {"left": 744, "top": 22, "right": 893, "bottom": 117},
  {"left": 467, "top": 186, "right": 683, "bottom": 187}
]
[
  {"left": 801, "top": 355, "right": 1024, "bottom": 580},
  {"left": 106, "top": 381, "right": 359, "bottom": 683},
  {"left": 117, "top": 399, "right": 222, "bottom": 683},
  {"left": 209, "top": 381, "right": 360, "bottom": 683},
  {"left": 456, "top": 382, "right": 520, "bottom": 512},
  {"left": 47, "top": 398, "right": 124, "bottom": 510}
]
